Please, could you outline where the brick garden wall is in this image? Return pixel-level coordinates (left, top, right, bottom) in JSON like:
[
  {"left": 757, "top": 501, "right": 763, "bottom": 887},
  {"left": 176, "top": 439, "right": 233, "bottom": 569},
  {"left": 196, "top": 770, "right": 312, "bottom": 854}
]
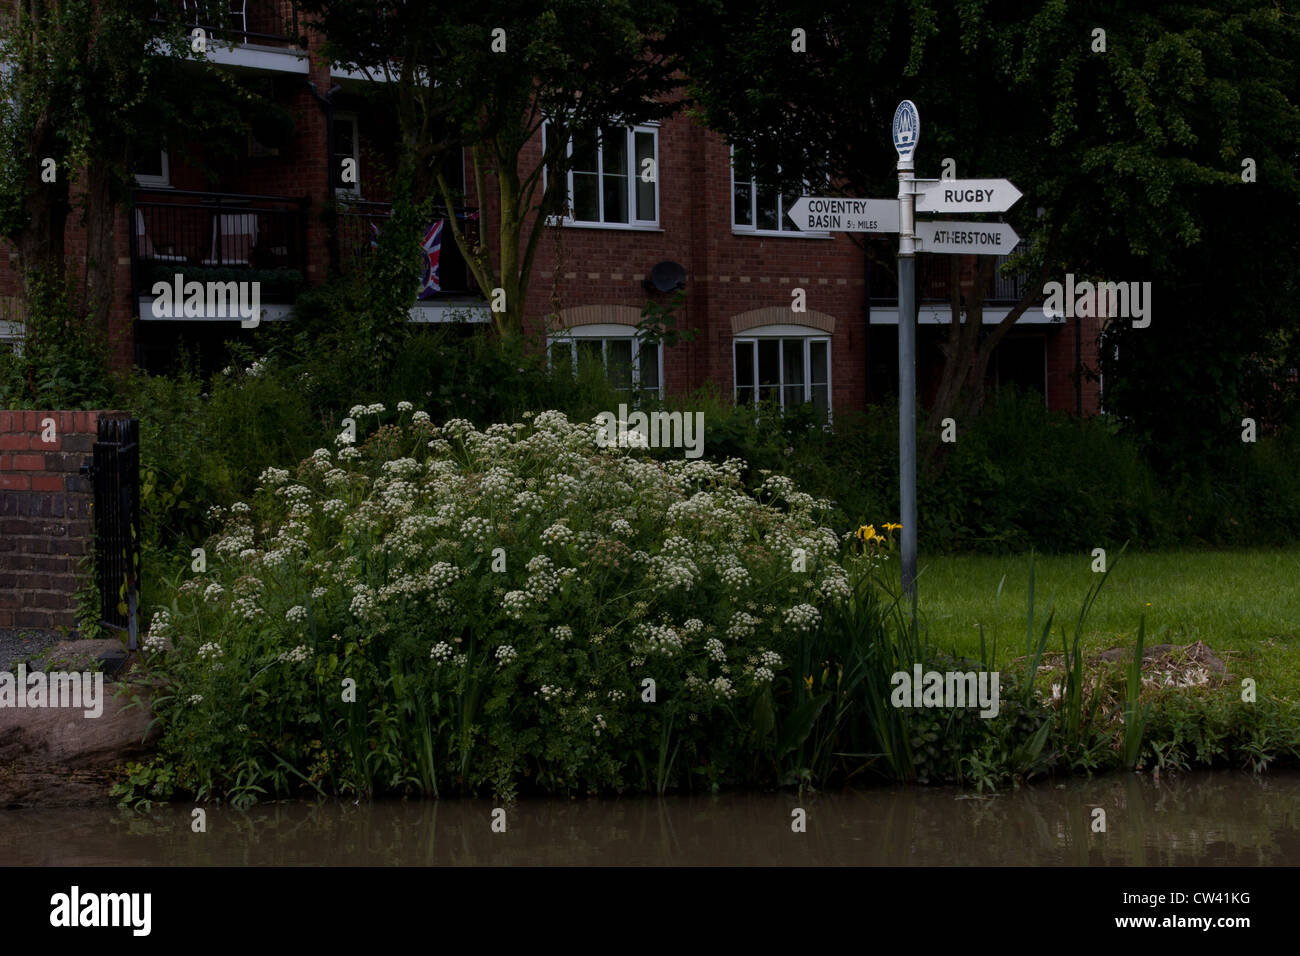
[{"left": 0, "top": 411, "right": 123, "bottom": 635}]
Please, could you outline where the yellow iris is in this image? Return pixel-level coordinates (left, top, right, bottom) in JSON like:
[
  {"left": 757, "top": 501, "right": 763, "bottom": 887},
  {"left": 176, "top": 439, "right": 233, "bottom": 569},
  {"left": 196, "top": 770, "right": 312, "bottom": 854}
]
[
  {"left": 804, "top": 675, "right": 814, "bottom": 691},
  {"left": 884, "top": 522, "right": 902, "bottom": 532},
  {"left": 856, "top": 524, "right": 878, "bottom": 542}
]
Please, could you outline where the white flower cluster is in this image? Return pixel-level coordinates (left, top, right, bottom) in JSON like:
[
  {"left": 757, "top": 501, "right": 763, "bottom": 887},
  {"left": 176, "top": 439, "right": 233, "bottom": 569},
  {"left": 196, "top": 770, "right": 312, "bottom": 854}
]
[
  {"left": 430, "top": 641, "right": 453, "bottom": 662},
  {"left": 637, "top": 623, "right": 684, "bottom": 657},
  {"left": 203, "top": 582, "right": 225, "bottom": 602},
  {"left": 726, "top": 611, "right": 762, "bottom": 641},
  {"left": 232, "top": 597, "right": 265, "bottom": 621},
  {"left": 510, "top": 491, "right": 544, "bottom": 517},
  {"left": 757, "top": 649, "right": 782, "bottom": 669},
  {"left": 277, "top": 645, "right": 311, "bottom": 664},
  {"left": 258, "top": 466, "right": 291, "bottom": 487},
  {"left": 495, "top": 644, "right": 518, "bottom": 666},
  {"left": 459, "top": 515, "right": 493, "bottom": 544},
  {"left": 311, "top": 586, "right": 328, "bottom": 600},
  {"left": 608, "top": 517, "right": 633, "bottom": 537},
  {"left": 502, "top": 591, "right": 530, "bottom": 620},
  {"left": 197, "top": 642, "right": 222, "bottom": 660},
  {"left": 710, "top": 676, "right": 736, "bottom": 698},
  {"left": 539, "top": 522, "right": 574, "bottom": 548},
  {"left": 350, "top": 585, "right": 378, "bottom": 621},
  {"left": 784, "top": 604, "right": 821, "bottom": 632},
  {"left": 551, "top": 625, "right": 573, "bottom": 642},
  {"left": 537, "top": 684, "right": 562, "bottom": 702},
  {"left": 144, "top": 610, "right": 171, "bottom": 652},
  {"left": 754, "top": 667, "right": 775, "bottom": 684},
  {"left": 592, "top": 713, "right": 607, "bottom": 736},
  {"left": 214, "top": 528, "right": 254, "bottom": 556},
  {"left": 819, "top": 571, "right": 852, "bottom": 601},
  {"left": 412, "top": 410, "right": 430, "bottom": 424},
  {"left": 650, "top": 553, "right": 698, "bottom": 591},
  {"left": 381, "top": 457, "right": 421, "bottom": 477},
  {"left": 480, "top": 467, "right": 516, "bottom": 497},
  {"left": 705, "top": 637, "right": 726, "bottom": 663},
  {"left": 720, "top": 565, "right": 750, "bottom": 591},
  {"left": 397, "top": 401, "right": 414, "bottom": 412},
  {"left": 285, "top": 605, "right": 308, "bottom": 623}
]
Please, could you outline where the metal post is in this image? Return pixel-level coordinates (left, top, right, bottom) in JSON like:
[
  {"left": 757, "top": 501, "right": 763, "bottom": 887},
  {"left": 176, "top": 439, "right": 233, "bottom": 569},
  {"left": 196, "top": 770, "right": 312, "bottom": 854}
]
[{"left": 897, "top": 155, "right": 918, "bottom": 600}]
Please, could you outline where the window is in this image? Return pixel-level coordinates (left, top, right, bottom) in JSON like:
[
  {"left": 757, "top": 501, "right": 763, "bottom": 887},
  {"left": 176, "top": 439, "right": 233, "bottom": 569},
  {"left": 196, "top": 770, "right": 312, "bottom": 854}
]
[
  {"left": 731, "top": 150, "right": 824, "bottom": 235},
  {"left": 734, "top": 329, "right": 831, "bottom": 419},
  {"left": 134, "top": 149, "right": 170, "bottom": 188},
  {"left": 548, "top": 325, "right": 662, "bottom": 400},
  {"left": 544, "top": 123, "right": 659, "bottom": 227},
  {"left": 333, "top": 114, "right": 360, "bottom": 196}
]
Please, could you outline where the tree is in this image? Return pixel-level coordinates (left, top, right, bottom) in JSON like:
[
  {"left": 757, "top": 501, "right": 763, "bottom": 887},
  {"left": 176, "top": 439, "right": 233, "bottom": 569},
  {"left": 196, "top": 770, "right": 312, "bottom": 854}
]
[
  {"left": 296, "top": 0, "right": 684, "bottom": 339},
  {"left": 675, "top": 0, "right": 1300, "bottom": 463},
  {"left": 0, "top": 0, "right": 265, "bottom": 335}
]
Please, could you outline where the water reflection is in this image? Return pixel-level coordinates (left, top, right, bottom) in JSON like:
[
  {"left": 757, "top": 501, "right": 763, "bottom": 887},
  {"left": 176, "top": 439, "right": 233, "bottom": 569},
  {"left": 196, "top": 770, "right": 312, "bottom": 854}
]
[{"left": 2, "top": 772, "right": 1297, "bottom": 866}]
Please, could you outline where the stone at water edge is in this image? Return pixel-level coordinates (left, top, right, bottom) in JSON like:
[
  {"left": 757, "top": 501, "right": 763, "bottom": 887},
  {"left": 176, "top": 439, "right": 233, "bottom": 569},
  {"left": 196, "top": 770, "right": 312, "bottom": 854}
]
[{"left": 0, "top": 688, "right": 157, "bottom": 809}]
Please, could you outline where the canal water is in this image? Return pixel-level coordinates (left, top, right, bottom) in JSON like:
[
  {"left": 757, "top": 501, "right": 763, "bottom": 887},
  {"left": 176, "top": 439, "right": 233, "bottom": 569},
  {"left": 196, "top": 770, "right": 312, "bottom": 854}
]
[{"left": 2, "top": 772, "right": 1297, "bottom": 866}]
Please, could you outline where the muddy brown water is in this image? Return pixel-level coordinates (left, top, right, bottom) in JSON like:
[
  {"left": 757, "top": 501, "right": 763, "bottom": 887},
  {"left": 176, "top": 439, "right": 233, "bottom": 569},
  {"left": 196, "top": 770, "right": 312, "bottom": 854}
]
[{"left": 2, "top": 772, "right": 1297, "bottom": 866}]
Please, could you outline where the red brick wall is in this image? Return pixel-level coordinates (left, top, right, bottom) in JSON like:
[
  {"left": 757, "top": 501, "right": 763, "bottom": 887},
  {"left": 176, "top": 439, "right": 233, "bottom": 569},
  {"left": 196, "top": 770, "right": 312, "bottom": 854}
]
[
  {"left": 516, "top": 116, "right": 869, "bottom": 414},
  {"left": 0, "top": 411, "right": 122, "bottom": 634},
  {"left": 1046, "top": 314, "right": 1102, "bottom": 415}
]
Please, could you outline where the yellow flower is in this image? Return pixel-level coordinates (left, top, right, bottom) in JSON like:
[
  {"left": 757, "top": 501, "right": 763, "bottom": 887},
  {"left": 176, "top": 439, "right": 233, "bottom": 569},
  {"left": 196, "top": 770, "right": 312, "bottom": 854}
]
[
  {"left": 804, "top": 675, "right": 814, "bottom": 691},
  {"left": 856, "top": 524, "right": 878, "bottom": 542},
  {"left": 883, "top": 522, "right": 902, "bottom": 532}
]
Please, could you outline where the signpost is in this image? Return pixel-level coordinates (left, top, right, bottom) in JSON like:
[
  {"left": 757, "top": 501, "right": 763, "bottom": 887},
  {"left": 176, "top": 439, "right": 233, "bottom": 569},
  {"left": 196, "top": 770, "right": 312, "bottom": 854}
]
[
  {"left": 915, "top": 221, "right": 1020, "bottom": 255},
  {"left": 892, "top": 100, "right": 920, "bottom": 601},
  {"left": 914, "top": 178, "right": 1023, "bottom": 214},
  {"left": 786, "top": 197, "right": 899, "bottom": 233},
  {"left": 789, "top": 100, "right": 1022, "bottom": 604}
]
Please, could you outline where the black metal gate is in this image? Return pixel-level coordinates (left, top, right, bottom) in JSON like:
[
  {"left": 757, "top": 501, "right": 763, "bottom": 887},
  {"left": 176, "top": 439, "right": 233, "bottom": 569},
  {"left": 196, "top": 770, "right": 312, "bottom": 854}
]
[{"left": 81, "top": 417, "right": 141, "bottom": 649}]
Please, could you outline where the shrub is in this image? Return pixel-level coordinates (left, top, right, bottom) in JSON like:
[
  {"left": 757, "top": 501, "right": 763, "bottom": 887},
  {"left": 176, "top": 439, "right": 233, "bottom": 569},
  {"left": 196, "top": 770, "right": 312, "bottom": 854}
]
[{"left": 125, "top": 408, "right": 862, "bottom": 804}]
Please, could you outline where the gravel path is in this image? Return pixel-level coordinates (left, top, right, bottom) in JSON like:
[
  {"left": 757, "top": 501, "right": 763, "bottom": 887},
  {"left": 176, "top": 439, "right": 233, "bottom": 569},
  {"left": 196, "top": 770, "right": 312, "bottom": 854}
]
[{"left": 0, "top": 629, "right": 64, "bottom": 671}]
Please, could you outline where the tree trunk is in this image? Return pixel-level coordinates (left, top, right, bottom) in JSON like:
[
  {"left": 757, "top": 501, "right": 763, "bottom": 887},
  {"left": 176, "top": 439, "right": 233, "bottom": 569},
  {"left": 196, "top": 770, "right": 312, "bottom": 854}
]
[
  {"left": 13, "top": 113, "right": 72, "bottom": 308},
  {"left": 81, "top": 155, "right": 122, "bottom": 336}
]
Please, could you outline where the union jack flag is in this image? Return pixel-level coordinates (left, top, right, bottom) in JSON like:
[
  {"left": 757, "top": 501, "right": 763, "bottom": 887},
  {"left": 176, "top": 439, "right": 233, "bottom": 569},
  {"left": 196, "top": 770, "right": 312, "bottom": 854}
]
[{"left": 417, "top": 219, "right": 444, "bottom": 300}]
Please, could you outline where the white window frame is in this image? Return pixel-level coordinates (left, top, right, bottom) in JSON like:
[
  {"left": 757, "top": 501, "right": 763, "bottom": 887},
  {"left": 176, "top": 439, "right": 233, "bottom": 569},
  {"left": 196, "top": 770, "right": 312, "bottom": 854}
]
[
  {"left": 333, "top": 112, "right": 361, "bottom": 197},
  {"left": 730, "top": 148, "right": 828, "bottom": 238},
  {"left": 546, "top": 324, "right": 664, "bottom": 400},
  {"left": 733, "top": 325, "right": 832, "bottom": 421},
  {"left": 134, "top": 149, "right": 171, "bottom": 188},
  {"left": 543, "top": 122, "right": 660, "bottom": 230}
]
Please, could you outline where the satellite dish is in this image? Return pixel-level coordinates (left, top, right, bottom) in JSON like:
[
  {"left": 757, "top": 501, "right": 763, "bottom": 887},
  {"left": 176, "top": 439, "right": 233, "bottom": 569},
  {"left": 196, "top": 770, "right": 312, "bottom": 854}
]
[{"left": 643, "top": 261, "right": 686, "bottom": 293}]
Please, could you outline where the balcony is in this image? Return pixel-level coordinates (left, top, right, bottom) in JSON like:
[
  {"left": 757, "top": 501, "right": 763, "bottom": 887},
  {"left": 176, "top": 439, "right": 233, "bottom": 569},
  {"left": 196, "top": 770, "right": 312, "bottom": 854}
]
[
  {"left": 131, "top": 188, "right": 310, "bottom": 321},
  {"left": 334, "top": 199, "right": 489, "bottom": 322},
  {"left": 868, "top": 254, "right": 1058, "bottom": 327},
  {"left": 151, "top": 1, "right": 307, "bottom": 73}
]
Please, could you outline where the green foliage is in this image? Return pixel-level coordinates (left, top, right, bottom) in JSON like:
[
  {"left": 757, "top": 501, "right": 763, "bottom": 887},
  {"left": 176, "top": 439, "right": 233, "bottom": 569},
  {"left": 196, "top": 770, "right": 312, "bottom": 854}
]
[
  {"left": 0, "top": 275, "right": 115, "bottom": 409},
  {"left": 120, "top": 409, "right": 860, "bottom": 804}
]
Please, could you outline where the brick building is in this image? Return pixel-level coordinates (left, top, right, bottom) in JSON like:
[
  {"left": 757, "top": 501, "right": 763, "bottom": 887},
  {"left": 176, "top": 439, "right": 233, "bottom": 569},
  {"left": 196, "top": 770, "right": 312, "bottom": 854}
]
[{"left": 0, "top": 1, "right": 1100, "bottom": 419}]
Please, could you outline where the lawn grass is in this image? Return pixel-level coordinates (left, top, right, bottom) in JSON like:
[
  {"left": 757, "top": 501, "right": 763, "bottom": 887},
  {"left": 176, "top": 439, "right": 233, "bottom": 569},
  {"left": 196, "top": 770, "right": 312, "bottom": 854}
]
[{"left": 907, "top": 547, "right": 1300, "bottom": 699}]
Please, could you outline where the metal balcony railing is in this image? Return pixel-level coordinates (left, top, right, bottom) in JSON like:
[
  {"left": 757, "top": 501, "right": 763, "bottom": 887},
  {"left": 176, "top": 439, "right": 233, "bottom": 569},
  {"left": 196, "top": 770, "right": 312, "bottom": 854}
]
[
  {"left": 334, "top": 199, "right": 482, "bottom": 296},
  {"left": 150, "top": 0, "right": 302, "bottom": 48},
  {"left": 131, "top": 188, "right": 310, "bottom": 300},
  {"left": 871, "top": 254, "right": 1043, "bottom": 306}
]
